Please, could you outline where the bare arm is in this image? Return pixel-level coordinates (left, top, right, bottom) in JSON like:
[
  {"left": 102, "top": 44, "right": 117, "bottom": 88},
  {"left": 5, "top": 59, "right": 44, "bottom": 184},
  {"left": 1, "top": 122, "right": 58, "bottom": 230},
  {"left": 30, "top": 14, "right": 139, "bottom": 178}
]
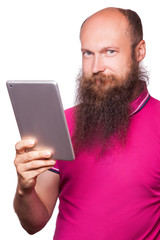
[{"left": 14, "top": 139, "right": 60, "bottom": 235}]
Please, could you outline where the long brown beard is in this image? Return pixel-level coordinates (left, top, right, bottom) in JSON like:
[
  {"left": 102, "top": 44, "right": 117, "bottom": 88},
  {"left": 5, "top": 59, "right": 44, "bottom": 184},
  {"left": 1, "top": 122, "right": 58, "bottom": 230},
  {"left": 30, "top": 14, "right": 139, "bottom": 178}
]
[{"left": 72, "top": 62, "right": 148, "bottom": 154}]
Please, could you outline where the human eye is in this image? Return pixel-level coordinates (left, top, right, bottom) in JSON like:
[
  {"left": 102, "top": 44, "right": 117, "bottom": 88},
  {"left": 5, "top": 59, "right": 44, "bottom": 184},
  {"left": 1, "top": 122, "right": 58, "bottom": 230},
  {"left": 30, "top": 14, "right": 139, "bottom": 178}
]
[
  {"left": 106, "top": 49, "right": 117, "bottom": 56},
  {"left": 82, "top": 51, "right": 92, "bottom": 57}
]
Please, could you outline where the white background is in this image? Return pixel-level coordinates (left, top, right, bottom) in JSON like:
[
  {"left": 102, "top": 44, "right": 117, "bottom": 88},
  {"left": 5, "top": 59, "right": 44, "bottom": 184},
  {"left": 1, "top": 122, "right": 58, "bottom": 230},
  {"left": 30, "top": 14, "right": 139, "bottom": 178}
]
[{"left": 0, "top": 0, "right": 160, "bottom": 239}]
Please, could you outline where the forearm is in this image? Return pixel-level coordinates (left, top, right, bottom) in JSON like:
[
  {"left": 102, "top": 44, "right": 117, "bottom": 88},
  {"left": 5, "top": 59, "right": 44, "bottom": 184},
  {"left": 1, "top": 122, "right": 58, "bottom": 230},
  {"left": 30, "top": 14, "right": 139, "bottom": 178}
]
[
  {"left": 13, "top": 139, "right": 57, "bottom": 234},
  {"left": 14, "top": 186, "right": 50, "bottom": 235}
]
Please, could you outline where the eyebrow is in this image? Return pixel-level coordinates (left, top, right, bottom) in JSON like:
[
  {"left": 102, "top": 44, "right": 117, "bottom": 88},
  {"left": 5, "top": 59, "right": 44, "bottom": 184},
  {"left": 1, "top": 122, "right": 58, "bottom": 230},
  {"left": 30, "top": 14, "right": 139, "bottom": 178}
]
[
  {"left": 81, "top": 46, "right": 120, "bottom": 53},
  {"left": 81, "top": 48, "right": 92, "bottom": 52}
]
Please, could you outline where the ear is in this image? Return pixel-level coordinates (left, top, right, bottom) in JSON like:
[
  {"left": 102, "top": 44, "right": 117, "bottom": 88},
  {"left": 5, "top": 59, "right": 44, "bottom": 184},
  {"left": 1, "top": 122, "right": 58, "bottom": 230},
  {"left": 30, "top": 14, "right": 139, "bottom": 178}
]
[{"left": 135, "top": 40, "right": 146, "bottom": 62}]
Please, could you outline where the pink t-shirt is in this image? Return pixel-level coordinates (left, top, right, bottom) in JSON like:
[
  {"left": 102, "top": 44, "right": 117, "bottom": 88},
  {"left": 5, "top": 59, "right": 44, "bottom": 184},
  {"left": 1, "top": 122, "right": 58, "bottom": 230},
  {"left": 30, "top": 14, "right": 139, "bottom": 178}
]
[{"left": 51, "top": 88, "right": 160, "bottom": 240}]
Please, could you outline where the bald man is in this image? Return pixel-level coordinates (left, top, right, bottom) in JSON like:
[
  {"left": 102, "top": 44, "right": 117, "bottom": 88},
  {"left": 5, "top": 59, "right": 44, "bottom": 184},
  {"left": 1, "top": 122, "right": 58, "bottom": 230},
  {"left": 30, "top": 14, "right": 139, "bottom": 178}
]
[{"left": 13, "top": 8, "right": 160, "bottom": 240}]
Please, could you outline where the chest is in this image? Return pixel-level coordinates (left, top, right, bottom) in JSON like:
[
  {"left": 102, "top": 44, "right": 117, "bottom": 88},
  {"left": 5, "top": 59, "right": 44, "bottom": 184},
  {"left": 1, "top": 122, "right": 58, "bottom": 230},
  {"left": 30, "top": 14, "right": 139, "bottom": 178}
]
[{"left": 59, "top": 114, "right": 160, "bottom": 202}]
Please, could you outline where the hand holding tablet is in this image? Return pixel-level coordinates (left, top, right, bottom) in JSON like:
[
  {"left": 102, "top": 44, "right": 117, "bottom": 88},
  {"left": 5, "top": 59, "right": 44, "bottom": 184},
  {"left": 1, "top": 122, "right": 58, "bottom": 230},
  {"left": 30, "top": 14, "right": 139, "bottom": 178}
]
[{"left": 6, "top": 80, "right": 75, "bottom": 161}]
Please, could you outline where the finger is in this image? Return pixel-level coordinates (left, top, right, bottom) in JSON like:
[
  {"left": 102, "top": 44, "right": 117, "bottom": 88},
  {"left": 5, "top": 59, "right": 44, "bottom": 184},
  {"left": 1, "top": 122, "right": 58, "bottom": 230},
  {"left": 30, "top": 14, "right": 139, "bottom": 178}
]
[
  {"left": 23, "top": 165, "right": 56, "bottom": 180},
  {"left": 19, "top": 159, "right": 56, "bottom": 172},
  {"left": 15, "top": 139, "right": 36, "bottom": 154},
  {"left": 19, "top": 150, "right": 53, "bottom": 163}
]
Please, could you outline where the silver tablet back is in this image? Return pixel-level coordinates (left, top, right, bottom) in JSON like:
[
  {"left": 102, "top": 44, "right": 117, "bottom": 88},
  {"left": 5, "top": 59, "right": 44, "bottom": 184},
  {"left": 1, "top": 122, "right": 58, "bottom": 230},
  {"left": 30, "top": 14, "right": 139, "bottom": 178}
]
[{"left": 6, "top": 80, "right": 75, "bottom": 160}]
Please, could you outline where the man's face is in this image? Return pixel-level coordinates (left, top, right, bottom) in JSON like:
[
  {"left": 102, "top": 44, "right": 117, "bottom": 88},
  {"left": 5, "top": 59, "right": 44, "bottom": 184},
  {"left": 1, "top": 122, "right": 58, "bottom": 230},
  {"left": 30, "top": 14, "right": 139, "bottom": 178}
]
[{"left": 80, "top": 10, "right": 133, "bottom": 86}]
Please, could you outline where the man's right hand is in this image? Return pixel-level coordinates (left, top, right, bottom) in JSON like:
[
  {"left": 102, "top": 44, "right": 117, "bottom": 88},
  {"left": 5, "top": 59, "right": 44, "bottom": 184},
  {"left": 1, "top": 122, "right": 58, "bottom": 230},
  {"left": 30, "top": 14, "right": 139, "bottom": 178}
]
[{"left": 14, "top": 139, "right": 56, "bottom": 195}]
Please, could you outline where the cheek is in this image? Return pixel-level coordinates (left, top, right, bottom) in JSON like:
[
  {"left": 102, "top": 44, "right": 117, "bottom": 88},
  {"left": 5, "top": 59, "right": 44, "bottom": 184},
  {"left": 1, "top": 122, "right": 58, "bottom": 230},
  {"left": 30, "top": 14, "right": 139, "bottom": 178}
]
[
  {"left": 82, "top": 59, "right": 92, "bottom": 76},
  {"left": 112, "top": 56, "right": 132, "bottom": 78}
]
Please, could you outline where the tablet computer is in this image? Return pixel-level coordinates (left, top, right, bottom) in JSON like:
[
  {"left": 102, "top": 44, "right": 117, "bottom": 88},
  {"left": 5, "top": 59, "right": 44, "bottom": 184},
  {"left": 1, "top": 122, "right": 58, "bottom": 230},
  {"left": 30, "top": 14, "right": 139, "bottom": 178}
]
[{"left": 6, "top": 80, "right": 75, "bottom": 161}]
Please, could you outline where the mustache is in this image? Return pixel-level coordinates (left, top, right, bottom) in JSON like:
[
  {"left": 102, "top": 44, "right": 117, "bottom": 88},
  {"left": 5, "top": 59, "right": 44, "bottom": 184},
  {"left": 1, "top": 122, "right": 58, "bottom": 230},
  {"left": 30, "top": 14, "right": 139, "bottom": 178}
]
[{"left": 81, "top": 73, "right": 118, "bottom": 87}]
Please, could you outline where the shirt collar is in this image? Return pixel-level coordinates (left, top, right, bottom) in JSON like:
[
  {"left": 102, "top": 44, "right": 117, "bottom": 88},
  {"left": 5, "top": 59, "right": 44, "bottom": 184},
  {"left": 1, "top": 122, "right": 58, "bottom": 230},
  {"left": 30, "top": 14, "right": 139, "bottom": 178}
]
[{"left": 129, "top": 87, "right": 150, "bottom": 116}]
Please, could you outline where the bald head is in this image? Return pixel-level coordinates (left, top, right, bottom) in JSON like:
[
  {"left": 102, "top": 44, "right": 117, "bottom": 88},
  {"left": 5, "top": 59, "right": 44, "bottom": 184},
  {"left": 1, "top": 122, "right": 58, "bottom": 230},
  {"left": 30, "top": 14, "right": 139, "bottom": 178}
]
[
  {"left": 81, "top": 8, "right": 125, "bottom": 32},
  {"left": 80, "top": 7, "right": 143, "bottom": 51}
]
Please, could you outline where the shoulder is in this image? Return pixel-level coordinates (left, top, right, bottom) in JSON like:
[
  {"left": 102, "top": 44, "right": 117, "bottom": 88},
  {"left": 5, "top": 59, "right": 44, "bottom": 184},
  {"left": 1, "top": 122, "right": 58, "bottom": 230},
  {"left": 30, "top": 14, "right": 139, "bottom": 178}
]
[
  {"left": 64, "top": 106, "right": 75, "bottom": 118},
  {"left": 147, "top": 96, "right": 160, "bottom": 115},
  {"left": 64, "top": 106, "right": 75, "bottom": 125},
  {"left": 145, "top": 96, "right": 160, "bottom": 133}
]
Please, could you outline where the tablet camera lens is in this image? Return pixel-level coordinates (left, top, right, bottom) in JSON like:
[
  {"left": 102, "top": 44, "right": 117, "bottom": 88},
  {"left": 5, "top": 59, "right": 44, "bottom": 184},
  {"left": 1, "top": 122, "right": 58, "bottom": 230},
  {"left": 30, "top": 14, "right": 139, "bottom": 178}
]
[{"left": 10, "top": 85, "right": 13, "bottom": 88}]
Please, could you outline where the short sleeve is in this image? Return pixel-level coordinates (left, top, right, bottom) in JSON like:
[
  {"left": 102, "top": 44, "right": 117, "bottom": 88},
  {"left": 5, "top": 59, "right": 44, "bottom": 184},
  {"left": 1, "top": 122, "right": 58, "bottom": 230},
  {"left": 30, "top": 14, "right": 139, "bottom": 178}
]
[{"left": 49, "top": 160, "right": 59, "bottom": 174}]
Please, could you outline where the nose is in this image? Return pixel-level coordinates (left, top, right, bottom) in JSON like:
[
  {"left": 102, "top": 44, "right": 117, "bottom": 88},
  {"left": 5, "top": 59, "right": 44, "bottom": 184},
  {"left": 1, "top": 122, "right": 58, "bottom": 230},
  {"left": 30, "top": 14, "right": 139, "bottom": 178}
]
[{"left": 92, "top": 55, "right": 105, "bottom": 74}]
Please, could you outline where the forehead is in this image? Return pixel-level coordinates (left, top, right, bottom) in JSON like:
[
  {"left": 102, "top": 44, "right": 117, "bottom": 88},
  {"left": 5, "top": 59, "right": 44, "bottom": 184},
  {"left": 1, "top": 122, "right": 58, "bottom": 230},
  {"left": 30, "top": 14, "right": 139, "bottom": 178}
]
[{"left": 80, "top": 10, "right": 130, "bottom": 49}]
